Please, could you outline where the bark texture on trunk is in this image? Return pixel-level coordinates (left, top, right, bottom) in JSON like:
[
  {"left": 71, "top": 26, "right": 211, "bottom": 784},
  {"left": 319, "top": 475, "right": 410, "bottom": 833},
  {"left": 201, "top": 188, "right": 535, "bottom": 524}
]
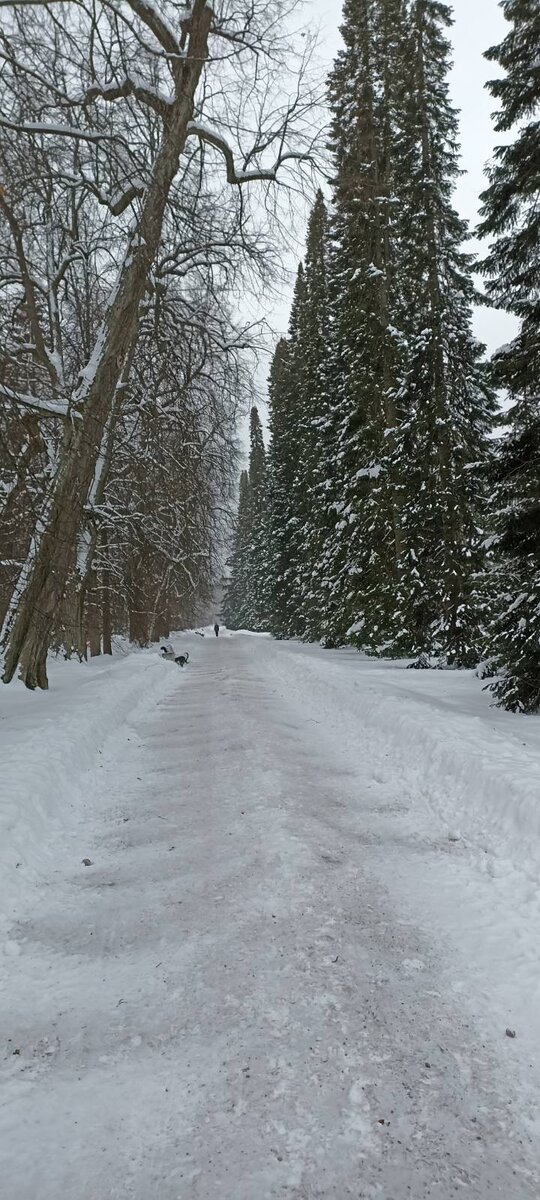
[
  {"left": 87, "top": 581, "right": 102, "bottom": 657},
  {"left": 129, "top": 593, "right": 149, "bottom": 648},
  {"left": 1, "top": 2, "right": 212, "bottom": 688},
  {"left": 101, "top": 535, "right": 113, "bottom": 656}
]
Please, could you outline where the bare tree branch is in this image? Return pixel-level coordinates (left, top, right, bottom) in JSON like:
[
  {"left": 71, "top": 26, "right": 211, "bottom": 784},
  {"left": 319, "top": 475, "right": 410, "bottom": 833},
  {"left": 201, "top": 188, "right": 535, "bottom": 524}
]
[
  {"left": 0, "top": 383, "right": 71, "bottom": 418},
  {"left": 124, "top": 0, "right": 183, "bottom": 59},
  {"left": 84, "top": 74, "right": 173, "bottom": 118},
  {"left": 186, "top": 120, "right": 314, "bottom": 184},
  {"left": 0, "top": 115, "right": 119, "bottom": 143}
]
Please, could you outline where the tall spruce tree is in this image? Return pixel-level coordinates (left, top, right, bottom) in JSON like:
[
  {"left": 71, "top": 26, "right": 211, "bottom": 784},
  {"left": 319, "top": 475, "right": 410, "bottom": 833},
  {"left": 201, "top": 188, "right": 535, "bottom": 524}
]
[
  {"left": 478, "top": 0, "right": 540, "bottom": 710},
  {"left": 289, "top": 192, "right": 332, "bottom": 641},
  {"left": 265, "top": 195, "right": 332, "bottom": 642},
  {"left": 260, "top": 0, "right": 494, "bottom": 664},
  {"left": 245, "top": 406, "right": 271, "bottom": 631},
  {"left": 222, "top": 407, "right": 271, "bottom": 631},
  {"left": 385, "top": 0, "right": 496, "bottom": 666},
  {"left": 267, "top": 278, "right": 307, "bottom": 638},
  {"left": 221, "top": 470, "right": 252, "bottom": 630},
  {"left": 316, "top": 0, "right": 494, "bottom": 664},
  {"left": 315, "top": 0, "right": 410, "bottom": 650}
]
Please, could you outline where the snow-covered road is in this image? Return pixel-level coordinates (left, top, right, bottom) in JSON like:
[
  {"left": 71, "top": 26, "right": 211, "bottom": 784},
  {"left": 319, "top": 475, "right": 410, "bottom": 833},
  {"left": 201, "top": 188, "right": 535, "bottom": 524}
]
[{"left": 2, "top": 634, "right": 539, "bottom": 1198}]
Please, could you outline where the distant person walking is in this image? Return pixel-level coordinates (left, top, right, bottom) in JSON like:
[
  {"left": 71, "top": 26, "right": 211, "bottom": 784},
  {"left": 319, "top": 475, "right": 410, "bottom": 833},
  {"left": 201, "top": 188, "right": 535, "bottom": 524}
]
[{"left": 214, "top": 623, "right": 220, "bottom": 637}]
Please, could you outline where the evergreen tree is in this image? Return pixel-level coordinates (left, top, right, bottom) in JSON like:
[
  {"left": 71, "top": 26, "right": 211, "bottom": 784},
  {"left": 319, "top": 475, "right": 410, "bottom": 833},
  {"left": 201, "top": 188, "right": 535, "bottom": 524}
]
[
  {"left": 265, "top": 195, "right": 333, "bottom": 642},
  {"left": 222, "top": 407, "right": 271, "bottom": 631},
  {"left": 317, "top": 0, "right": 494, "bottom": 664},
  {"left": 384, "top": 0, "right": 496, "bottom": 666},
  {"left": 315, "top": 0, "right": 411, "bottom": 650},
  {"left": 267, "top": 279, "right": 307, "bottom": 638},
  {"left": 260, "top": 0, "right": 494, "bottom": 666},
  {"left": 478, "top": 0, "right": 540, "bottom": 709},
  {"left": 288, "top": 191, "right": 332, "bottom": 641},
  {"left": 221, "top": 470, "right": 251, "bottom": 630},
  {"left": 245, "top": 406, "right": 271, "bottom": 631}
]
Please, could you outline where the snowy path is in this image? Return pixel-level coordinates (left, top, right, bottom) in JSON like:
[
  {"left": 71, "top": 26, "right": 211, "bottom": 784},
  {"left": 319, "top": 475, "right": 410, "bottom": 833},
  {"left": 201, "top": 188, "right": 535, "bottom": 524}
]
[{"left": 1, "top": 634, "right": 539, "bottom": 1199}]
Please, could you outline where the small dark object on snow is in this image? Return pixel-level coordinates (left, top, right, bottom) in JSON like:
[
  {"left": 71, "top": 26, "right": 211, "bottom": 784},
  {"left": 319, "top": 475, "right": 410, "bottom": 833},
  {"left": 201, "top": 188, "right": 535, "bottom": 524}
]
[
  {"left": 195, "top": 630, "right": 205, "bottom": 637},
  {"left": 82, "top": 858, "right": 93, "bottom": 866},
  {"left": 505, "top": 1028, "right": 516, "bottom": 1038},
  {"left": 407, "top": 653, "right": 431, "bottom": 670},
  {"left": 12, "top": 1048, "right": 20, "bottom": 1056},
  {"left": 175, "top": 652, "right": 189, "bottom": 667},
  {"left": 214, "top": 623, "right": 219, "bottom": 637},
  {"left": 332, "top": 955, "right": 339, "bottom": 963}
]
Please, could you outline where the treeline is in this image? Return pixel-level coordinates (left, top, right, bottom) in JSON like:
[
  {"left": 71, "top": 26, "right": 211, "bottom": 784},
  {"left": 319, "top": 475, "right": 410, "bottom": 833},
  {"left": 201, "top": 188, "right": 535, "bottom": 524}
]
[
  {"left": 223, "top": 0, "right": 540, "bottom": 713},
  {"left": 0, "top": 0, "right": 317, "bottom": 687}
]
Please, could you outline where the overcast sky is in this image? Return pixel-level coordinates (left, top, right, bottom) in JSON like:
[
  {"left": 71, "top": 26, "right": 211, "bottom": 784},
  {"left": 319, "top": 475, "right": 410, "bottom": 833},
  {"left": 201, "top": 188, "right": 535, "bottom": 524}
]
[{"left": 246, "top": 0, "right": 516, "bottom": 435}]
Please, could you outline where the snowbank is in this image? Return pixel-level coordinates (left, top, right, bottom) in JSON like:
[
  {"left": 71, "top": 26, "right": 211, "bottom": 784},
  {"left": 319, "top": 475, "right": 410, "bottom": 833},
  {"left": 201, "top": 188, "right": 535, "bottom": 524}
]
[
  {"left": 269, "top": 644, "right": 540, "bottom": 882},
  {"left": 0, "top": 647, "right": 181, "bottom": 934}
]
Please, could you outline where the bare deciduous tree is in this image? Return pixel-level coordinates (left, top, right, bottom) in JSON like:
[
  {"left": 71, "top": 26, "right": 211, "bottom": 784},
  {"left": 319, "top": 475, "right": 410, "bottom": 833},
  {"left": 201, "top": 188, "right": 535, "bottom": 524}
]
[{"left": 0, "top": 0, "right": 319, "bottom": 686}]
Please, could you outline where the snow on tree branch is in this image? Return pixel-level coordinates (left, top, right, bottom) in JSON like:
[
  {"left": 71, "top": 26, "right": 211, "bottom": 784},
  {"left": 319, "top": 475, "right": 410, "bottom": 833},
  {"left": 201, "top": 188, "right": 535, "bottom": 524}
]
[
  {"left": 83, "top": 74, "right": 173, "bottom": 118},
  {"left": 186, "top": 121, "right": 314, "bottom": 184},
  {"left": 0, "top": 116, "right": 120, "bottom": 144},
  {"left": 0, "top": 384, "right": 71, "bottom": 419}
]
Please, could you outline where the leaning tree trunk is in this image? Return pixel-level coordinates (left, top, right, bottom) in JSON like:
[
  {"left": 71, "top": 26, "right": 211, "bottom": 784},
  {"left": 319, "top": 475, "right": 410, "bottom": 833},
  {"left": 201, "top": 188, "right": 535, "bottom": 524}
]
[
  {"left": 1, "top": 2, "right": 212, "bottom": 688},
  {"left": 67, "top": 347, "right": 133, "bottom": 660}
]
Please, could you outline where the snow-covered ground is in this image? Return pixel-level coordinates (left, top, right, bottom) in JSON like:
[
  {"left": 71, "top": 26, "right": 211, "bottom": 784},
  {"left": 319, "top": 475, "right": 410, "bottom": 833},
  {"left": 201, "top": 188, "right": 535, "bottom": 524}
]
[{"left": 1, "top": 633, "right": 539, "bottom": 1198}]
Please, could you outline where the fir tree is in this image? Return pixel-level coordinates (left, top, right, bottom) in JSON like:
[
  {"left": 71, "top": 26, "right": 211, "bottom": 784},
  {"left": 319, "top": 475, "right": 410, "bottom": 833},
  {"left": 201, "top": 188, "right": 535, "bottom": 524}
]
[
  {"left": 221, "top": 470, "right": 252, "bottom": 630},
  {"left": 262, "top": 0, "right": 494, "bottom": 665},
  {"left": 312, "top": 0, "right": 415, "bottom": 649},
  {"left": 288, "top": 191, "right": 332, "bottom": 641},
  {"left": 319, "top": 0, "right": 494, "bottom": 664},
  {"left": 222, "top": 407, "right": 271, "bottom": 631},
  {"left": 478, "top": 0, "right": 540, "bottom": 709},
  {"left": 385, "top": 0, "right": 496, "bottom": 666},
  {"left": 245, "top": 406, "right": 271, "bottom": 631},
  {"left": 267, "top": 279, "right": 307, "bottom": 638}
]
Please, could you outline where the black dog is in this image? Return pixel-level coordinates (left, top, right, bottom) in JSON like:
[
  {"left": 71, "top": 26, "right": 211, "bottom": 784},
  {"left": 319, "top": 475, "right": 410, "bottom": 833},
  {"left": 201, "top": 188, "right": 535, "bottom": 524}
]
[{"left": 175, "top": 652, "right": 190, "bottom": 668}]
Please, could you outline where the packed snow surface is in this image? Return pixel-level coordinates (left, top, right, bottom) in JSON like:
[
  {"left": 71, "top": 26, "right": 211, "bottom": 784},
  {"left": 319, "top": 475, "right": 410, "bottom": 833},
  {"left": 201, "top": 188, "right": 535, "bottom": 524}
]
[{"left": 1, "top": 633, "right": 540, "bottom": 1198}]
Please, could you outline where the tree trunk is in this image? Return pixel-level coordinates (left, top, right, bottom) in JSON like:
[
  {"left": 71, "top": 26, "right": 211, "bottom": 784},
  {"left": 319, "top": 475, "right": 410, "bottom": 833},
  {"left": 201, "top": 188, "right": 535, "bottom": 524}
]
[
  {"left": 82, "top": 569, "right": 101, "bottom": 657},
  {"left": 129, "top": 595, "right": 149, "bottom": 648},
  {"left": 148, "top": 565, "right": 171, "bottom": 643},
  {"left": 369, "top": 17, "right": 404, "bottom": 563},
  {"left": 0, "top": 419, "right": 45, "bottom": 628},
  {"left": 67, "top": 349, "right": 133, "bottom": 658},
  {"left": 87, "top": 589, "right": 102, "bottom": 657},
  {"left": 102, "top": 538, "right": 113, "bottom": 656},
  {"left": 62, "top": 574, "right": 87, "bottom": 660},
  {"left": 1, "top": 2, "right": 212, "bottom": 688}
]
